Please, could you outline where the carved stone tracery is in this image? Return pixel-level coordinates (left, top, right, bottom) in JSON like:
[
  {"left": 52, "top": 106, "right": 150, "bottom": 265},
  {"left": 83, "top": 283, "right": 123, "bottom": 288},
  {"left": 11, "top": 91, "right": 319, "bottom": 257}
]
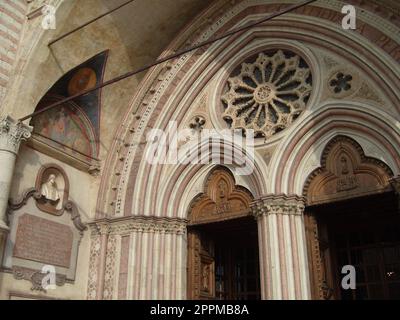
[{"left": 221, "top": 50, "right": 312, "bottom": 138}]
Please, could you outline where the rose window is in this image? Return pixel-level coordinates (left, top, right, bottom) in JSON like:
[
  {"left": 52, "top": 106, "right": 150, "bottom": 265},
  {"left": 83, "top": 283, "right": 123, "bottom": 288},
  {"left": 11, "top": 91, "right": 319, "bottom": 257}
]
[{"left": 221, "top": 50, "right": 312, "bottom": 138}]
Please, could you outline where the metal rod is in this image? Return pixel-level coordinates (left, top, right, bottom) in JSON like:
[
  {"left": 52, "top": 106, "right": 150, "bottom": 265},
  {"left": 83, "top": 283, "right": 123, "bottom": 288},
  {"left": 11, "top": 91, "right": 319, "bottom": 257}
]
[
  {"left": 20, "top": 0, "right": 317, "bottom": 122},
  {"left": 48, "top": 0, "right": 136, "bottom": 46}
]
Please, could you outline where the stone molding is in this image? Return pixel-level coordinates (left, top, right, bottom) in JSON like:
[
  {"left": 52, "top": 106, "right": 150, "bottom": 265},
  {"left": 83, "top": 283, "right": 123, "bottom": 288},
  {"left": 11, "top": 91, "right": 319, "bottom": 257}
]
[
  {"left": 96, "top": 0, "right": 400, "bottom": 221},
  {"left": 7, "top": 187, "right": 87, "bottom": 234},
  {"left": 12, "top": 266, "right": 66, "bottom": 293},
  {"left": 251, "top": 194, "right": 305, "bottom": 218},
  {"left": 88, "top": 216, "right": 188, "bottom": 237},
  {"left": 0, "top": 116, "right": 32, "bottom": 155}
]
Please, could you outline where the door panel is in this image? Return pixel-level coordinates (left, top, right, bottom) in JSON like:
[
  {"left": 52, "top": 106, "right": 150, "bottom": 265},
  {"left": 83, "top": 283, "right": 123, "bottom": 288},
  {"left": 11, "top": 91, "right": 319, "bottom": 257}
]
[{"left": 187, "top": 230, "right": 215, "bottom": 299}]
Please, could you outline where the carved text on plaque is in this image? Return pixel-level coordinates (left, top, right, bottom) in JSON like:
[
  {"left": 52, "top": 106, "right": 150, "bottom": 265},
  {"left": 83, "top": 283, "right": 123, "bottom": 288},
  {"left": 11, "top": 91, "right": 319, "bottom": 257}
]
[{"left": 13, "top": 214, "right": 73, "bottom": 268}]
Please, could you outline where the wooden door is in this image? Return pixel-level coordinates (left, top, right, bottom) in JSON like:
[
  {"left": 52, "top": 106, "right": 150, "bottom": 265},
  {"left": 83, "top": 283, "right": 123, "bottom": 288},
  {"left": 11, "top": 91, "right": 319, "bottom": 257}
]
[
  {"left": 187, "top": 229, "right": 215, "bottom": 299},
  {"left": 304, "top": 211, "right": 335, "bottom": 300}
]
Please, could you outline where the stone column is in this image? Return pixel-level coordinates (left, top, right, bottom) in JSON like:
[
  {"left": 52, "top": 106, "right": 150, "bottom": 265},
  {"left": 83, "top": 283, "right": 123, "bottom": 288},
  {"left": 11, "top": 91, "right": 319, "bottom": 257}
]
[
  {"left": 251, "top": 194, "right": 311, "bottom": 300},
  {"left": 87, "top": 217, "right": 187, "bottom": 300},
  {"left": 0, "top": 116, "right": 32, "bottom": 231}
]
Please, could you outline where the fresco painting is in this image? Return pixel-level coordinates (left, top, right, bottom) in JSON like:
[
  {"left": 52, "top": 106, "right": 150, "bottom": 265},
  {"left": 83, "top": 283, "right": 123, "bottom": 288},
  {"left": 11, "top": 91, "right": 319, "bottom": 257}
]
[
  {"left": 30, "top": 51, "right": 108, "bottom": 158},
  {"left": 32, "top": 98, "right": 96, "bottom": 157}
]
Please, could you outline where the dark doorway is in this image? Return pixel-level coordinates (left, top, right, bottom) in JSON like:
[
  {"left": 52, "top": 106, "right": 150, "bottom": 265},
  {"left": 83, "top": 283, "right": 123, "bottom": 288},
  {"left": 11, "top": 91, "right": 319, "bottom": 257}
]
[
  {"left": 187, "top": 217, "right": 260, "bottom": 300},
  {"left": 311, "top": 192, "right": 400, "bottom": 300}
]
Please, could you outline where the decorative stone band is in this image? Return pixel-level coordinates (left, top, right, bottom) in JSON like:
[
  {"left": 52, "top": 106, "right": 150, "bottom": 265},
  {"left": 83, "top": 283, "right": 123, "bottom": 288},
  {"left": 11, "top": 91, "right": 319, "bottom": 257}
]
[
  {"left": 0, "top": 116, "right": 32, "bottom": 154},
  {"left": 88, "top": 216, "right": 188, "bottom": 237},
  {"left": 251, "top": 194, "right": 306, "bottom": 218}
]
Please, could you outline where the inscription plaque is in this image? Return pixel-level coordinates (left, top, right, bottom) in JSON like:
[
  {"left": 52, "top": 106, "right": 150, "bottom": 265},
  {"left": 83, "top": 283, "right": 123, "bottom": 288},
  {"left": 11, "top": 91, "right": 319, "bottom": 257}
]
[{"left": 13, "top": 214, "right": 73, "bottom": 268}]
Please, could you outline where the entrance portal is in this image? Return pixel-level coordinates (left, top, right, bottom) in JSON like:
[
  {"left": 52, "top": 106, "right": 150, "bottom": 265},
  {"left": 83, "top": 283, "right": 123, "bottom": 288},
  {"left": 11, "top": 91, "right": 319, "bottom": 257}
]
[
  {"left": 311, "top": 193, "right": 400, "bottom": 300},
  {"left": 188, "top": 217, "right": 260, "bottom": 300},
  {"left": 186, "top": 167, "right": 259, "bottom": 300},
  {"left": 303, "top": 136, "right": 398, "bottom": 300}
]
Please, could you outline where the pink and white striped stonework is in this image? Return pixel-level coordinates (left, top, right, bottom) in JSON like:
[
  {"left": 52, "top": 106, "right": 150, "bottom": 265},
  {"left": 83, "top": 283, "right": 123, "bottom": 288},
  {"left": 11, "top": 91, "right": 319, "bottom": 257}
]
[
  {"left": 88, "top": 0, "right": 400, "bottom": 300},
  {"left": 0, "top": 0, "right": 399, "bottom": 301},
  {"left": 0, "top": 0, "right": 27, "bottom": 104}
]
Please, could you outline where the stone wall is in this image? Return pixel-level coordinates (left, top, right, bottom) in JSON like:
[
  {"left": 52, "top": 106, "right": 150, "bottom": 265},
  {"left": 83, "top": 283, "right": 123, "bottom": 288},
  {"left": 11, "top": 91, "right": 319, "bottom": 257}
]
[{"left": 0, "top": 0, "right": 27, "bottom": 105}]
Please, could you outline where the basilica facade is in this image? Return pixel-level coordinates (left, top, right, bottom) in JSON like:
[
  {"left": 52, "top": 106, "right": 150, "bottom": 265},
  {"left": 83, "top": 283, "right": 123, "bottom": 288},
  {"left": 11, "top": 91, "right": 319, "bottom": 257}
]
[{"left": 0, "top": 0, "right": 400, "bottom": 300}]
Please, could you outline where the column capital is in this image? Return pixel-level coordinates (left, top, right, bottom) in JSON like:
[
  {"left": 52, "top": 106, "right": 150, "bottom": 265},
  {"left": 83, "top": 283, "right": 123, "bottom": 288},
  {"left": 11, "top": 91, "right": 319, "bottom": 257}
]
[
  {"left": 0, "top": 116, "right": 32, "bottom": 154},
  {"left": 88, "top": 215, "right": 188, "bottom": 236},
  {"left": 251, "top": 194, "right": 305, "bottom": 218}
]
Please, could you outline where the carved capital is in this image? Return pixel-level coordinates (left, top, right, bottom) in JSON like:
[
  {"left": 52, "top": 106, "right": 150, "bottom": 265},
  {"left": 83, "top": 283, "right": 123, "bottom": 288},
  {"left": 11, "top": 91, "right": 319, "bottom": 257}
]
[
  {"left": 0, "top": 116, "right": 32, "bottom": 155},
  {"left": 251, "top": 194, "right": 305, "bottom": 218},
  {"left": 89, "top": 216, "right": 188, "bottom": 236}
]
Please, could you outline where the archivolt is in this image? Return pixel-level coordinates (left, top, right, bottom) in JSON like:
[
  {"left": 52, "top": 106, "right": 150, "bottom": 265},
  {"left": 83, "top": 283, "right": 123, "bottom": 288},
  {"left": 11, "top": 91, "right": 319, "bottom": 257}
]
[
  {"left": 96, "top": 0, "right": 400, "bottom": 219},
  {"left": 270, "top": 102, "right": 400, "bottom": 195}
]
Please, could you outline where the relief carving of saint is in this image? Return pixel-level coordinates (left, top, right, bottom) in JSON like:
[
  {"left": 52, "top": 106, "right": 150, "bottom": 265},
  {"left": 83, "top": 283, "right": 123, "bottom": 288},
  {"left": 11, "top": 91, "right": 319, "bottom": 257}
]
[
  {"left": 202, "top": 264, "right": 210, "bottom": 291},
  {"left": 340, "top": 156, "right": 349, "bottom": 175},
  {"left": 218, "top": 182, "right": 225, "bottom": 199},
  {"left": 40, "top": 174, "right": 60, "bottom": 203}
]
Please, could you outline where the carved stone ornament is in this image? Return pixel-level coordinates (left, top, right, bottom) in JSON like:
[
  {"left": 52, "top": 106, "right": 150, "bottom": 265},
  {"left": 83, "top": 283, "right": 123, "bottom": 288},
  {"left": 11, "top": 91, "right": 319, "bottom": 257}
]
[
  {"left": 221, "top": 50, "right": 312, "bottom": 138},
  {"left": 189, "top": 115, "right": 206, "bottom": 132},
  {"left": 303, "top": 135, "right": 394, "bottom": 206},
  {"left": 7, "top": 187, "right": 87, "bottom": 233},
  {"left": 251, "top": 194, "right": 305, "bottom": 219},
  {"left": 4, "top": 171, "right": 87, "bottom": 290},
  {"left": 88, "top": 216, "right": 188, "bottom": 237},
  {"left": 0, "top": 116, "right": 32, "bottom": 154},
  {"left": 329, "top": 72, "right": 353, "bottom": 94},
  {"left": 12, "top": 266, "right": 66, "bottom": 293},
  {"left": 188, "top": 167, "right": 253, "bottom": 225}
]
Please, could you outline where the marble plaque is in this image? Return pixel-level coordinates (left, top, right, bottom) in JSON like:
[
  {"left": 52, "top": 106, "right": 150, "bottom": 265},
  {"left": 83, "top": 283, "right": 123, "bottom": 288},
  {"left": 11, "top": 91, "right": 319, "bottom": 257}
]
[{"left": 13, "top": 213, "right": 73, "bottom": 268}]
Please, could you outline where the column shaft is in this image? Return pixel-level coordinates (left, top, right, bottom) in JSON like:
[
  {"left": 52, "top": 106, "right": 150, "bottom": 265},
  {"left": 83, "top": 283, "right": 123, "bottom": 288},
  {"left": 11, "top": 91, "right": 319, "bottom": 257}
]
[
  {"left": 0, "top": 116, "right": 32, "bottom": 231},
  {"left": 252, "top": 194, "right": 311, "bottom": 300}
]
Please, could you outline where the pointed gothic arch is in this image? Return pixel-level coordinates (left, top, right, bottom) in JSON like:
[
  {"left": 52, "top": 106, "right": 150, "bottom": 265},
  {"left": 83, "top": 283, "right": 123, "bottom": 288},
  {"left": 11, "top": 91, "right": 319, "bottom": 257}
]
[
  {"left": 303, "top": 135, "right": 394, "bottom": 206},
  {"left": 188, "top": 166, "right": 254, "bottom": 226}
]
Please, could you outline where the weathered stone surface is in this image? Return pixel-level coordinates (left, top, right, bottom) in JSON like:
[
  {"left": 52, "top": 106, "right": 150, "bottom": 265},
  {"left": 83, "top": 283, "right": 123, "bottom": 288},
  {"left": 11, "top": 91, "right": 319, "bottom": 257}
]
[{"left": 13, "top": 213, "right": 73, "bottom": 268}]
